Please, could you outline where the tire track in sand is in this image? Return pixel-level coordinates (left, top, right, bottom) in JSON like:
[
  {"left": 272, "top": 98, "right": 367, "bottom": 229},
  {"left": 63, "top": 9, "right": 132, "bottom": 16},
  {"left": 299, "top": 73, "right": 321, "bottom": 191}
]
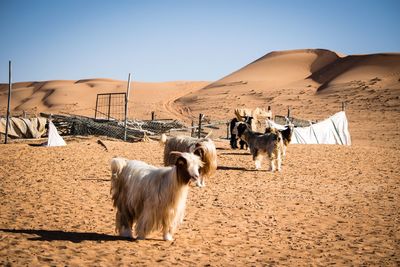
[{"left": 162, "top": 82, "right": 208, "bottom": 122}]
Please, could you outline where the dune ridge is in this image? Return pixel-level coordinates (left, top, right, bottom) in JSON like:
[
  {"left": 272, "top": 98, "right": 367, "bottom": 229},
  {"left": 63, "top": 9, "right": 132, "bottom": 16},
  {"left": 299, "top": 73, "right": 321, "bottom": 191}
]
[
  {"left": 174, "top": 48, "right": 399, "bottom": 113},
  {"left": 205, "top": 49, "right": 341, "bottom": 89},
  {"left": 309, "top": 53, "right": 400, "bottom": 91},
  {"left": 0, "top": 79, "right": 209, "bottom": 119}
]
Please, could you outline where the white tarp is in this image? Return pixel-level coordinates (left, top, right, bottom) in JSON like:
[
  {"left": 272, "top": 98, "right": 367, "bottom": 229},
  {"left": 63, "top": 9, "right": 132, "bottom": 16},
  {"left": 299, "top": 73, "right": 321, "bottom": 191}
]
[
  {"left": 292, "top": 111, "right": 351, "bottom": 145},
  {"left": 46, "top": 121, "right": 66, "bottom": 147},
  {"left": 268, "top": 111, "right": 351, "bottom": 145}
]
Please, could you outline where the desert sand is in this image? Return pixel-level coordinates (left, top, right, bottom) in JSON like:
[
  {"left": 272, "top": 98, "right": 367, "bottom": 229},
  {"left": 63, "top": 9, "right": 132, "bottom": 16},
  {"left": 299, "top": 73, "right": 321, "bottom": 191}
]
[{"left": 0, "top": 49, "right": 399, "bottom": 266}]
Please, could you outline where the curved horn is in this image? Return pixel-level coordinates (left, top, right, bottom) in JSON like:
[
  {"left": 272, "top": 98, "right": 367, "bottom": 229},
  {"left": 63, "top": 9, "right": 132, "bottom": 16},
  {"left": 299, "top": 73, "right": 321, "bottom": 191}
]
[
  {"left": 234, "top": 109, "right": 243, "bottom": 121},
  {"left": 204, "top": 131, "right": 213, "bottom": 139}
]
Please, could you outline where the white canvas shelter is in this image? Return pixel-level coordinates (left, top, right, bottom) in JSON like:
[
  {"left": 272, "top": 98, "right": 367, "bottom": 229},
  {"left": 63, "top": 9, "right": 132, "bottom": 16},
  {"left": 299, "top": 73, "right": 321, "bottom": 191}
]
[
  {"left": 268, "top": 111, "right": 351, "bottom": 145},
  {"left": 0, "top": 117, "right": 47, "bottom": 138},
  {"left": 46, "top": 121, "right": 66, "bottom": 147}
]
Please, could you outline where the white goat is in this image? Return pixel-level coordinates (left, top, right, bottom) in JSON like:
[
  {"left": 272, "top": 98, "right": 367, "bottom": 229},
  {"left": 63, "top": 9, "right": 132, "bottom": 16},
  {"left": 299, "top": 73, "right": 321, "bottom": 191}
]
[
  {"left": 110, "top": 152, "right": 203, "bottom": 241},
  {"left": 160, "top": 134, "right": 217, "bottom": 187}
]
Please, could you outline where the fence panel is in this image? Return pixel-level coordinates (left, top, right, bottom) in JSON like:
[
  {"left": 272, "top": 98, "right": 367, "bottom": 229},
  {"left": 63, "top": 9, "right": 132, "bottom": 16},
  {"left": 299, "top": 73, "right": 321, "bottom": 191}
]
[{"left": 95, "top": 93, "right": 126, "bottom": 120}]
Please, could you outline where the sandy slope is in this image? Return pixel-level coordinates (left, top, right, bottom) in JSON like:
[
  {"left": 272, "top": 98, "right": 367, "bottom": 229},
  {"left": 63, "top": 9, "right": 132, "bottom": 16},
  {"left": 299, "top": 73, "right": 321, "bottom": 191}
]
[
  {"left": 175, "top": 49, "right": 400, "bottom": 118},
  {"left": 0, "top": 79, "right": 209, "bottom": 120},
  {"left": 208, "top": 49, "right": 340, "bottom": 88},
  {"left": 0, "top": 48, "right": 400, "bottom": 265}
]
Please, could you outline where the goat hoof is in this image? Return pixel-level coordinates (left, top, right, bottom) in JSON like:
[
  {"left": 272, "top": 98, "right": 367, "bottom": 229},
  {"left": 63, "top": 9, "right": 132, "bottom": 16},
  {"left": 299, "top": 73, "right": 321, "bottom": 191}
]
[
  {"left": 120, "top": 228, "right": 133, "bottom": 238},
  {"left": 136, "top": 235, "right": 145, "bottom": 241},
  {"left": 196, "top": 181, "right": 205, "bottom": 188},
  {"left": 163, "top": 233, "right": 173, "bottom": 241}
]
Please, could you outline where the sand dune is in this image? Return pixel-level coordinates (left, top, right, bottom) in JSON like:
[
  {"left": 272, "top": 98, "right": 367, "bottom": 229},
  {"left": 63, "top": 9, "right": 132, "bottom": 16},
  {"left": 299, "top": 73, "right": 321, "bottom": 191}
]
[
  {"left": 207, "top": 49, "right": 340, "bottom": 89},
  {"left": 1, "top": 49, "right": 398, "bottom": 125},
  {"left": 175, "top": 49, "right": 399, "bottom": 115},
  {"left": 0, "top": 79, "right": 209, "bottom": 120},
  {"left": 310, "top": 53, "right": 400, "bottom": 91}
]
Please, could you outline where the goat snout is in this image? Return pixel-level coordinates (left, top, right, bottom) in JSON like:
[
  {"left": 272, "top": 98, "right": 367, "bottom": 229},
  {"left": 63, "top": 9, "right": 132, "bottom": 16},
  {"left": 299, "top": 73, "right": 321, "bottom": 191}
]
[{"left": 190, "top": 174, "right": 200, "bottom": 183}]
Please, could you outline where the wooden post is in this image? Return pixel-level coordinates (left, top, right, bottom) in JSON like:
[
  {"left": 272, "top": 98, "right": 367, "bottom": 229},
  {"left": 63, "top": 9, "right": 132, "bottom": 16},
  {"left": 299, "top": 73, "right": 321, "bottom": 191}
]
[
  {"left": 191, "top": 121, "right": 195, "bottom": 137},
  {"left": 267, "top": 105, "right": 272, "bottom": 120},
  {"left": 151, "top": 111, "right": 155, "bottom": 121},
  {"left": 226, "top": 122, "right": 230, "bottom": 139},
  {"left": 124, "top": 73, "right": 131, "bottom": 141},
  {"left": 342, "top": 102, "right": 346, "bottom": 111},
  {"left": 198, "top": 113, "right": 203, "bottom": 138},
  {"left": 287, "top": 106, "right": 291, "bottom": 119},
  {"left": 5, "top": 60, "right": 12, "bottom": 144}
]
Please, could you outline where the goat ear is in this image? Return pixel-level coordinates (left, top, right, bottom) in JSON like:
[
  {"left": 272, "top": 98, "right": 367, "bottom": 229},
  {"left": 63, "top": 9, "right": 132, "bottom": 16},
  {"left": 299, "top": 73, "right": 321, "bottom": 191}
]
[
  {"left": 194, "top": 146, "right": 204, "bottom": 159},
  {"left": 169, "top": 151, "right": 183, "bottom": 157},
  {"left": 175, "top": 156, "right": 187, "bottom": 167}
]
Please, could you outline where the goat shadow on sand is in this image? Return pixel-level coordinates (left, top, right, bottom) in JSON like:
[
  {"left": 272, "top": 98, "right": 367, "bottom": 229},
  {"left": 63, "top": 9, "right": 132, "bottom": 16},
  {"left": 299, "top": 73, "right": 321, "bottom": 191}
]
[
  {"left": 219, "top": 152, "right": 251, "bottom": 156},
  {"left": 0, "top": 228, "right": 136, "bottom": 243},
  {"left": 217, "top": 166, "right": 269, "bottom": 172},
  {"left": 81, "top": 178, "right": 110, "bottom": 182}
]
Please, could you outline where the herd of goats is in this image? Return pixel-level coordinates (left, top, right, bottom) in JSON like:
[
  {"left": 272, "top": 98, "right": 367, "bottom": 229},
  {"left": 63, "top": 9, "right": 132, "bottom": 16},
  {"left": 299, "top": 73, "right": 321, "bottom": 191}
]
[{"left": 110, "top": 113, "right": 293, "bottom": 241}]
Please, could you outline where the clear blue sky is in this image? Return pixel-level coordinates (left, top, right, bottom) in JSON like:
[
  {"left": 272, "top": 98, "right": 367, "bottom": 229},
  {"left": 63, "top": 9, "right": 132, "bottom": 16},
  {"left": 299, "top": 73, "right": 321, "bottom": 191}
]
[{"left": 0, "top": 0, "right": 399, "bottom": 83}]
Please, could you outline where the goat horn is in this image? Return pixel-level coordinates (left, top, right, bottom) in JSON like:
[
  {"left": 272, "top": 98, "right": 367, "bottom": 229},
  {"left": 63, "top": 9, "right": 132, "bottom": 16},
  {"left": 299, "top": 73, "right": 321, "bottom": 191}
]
[
  {"left": 204, "top": 131, "right": 213, "bottom": 139},
  {"left": 234, "top": 109, "right": 243, "bottom": 121}
]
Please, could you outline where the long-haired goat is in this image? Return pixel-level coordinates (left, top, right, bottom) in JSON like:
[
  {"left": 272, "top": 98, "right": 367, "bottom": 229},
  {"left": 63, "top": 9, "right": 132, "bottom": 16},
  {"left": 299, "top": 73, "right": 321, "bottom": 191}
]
[
  {"left": 110, "top": 152, "right": 203, "bottom": 241},
  {"left": 230, "top": 116, "right": 253, "bottom": 149},
  {"left": 237, "top": 123, "right": 284, "bottom": 172},
  {"left": 160, "top": 134, "right": 217, "bottom": 187},
  {"left": 265, "top": 123, "right": 294, "bottom": 159}
]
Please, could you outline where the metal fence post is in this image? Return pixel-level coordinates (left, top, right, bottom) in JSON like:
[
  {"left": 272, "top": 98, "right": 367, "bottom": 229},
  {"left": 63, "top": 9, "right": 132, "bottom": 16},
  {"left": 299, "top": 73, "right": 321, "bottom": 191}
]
[
  {"left": 124, "top": 73, "right": 131, "bottom": 141},
  {"left": 5, "top": 60, "right": 12, "bottom": 144}
]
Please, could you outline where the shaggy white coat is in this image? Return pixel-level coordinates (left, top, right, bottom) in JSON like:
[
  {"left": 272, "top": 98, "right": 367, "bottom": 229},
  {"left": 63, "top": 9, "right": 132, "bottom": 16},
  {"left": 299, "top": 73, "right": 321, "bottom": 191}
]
[{"left": 110, "top": 152, "right": 203, "bottom": 241}]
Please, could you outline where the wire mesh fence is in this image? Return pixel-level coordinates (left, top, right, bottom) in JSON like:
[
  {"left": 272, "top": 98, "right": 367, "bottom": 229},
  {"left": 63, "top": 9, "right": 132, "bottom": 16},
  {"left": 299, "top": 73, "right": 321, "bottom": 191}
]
[
  {"left": 2, "top": 111, "right": 313, "bottom": 142},
  {"left": 38, "top": 113, "right": 191, "bottom": 141}
]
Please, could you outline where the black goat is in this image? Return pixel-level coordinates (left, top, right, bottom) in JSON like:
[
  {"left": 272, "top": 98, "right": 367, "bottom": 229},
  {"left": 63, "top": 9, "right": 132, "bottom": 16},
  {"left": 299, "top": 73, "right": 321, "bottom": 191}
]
[{"left": 229, "top": 116, "right": 253, "bottom": 149}]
